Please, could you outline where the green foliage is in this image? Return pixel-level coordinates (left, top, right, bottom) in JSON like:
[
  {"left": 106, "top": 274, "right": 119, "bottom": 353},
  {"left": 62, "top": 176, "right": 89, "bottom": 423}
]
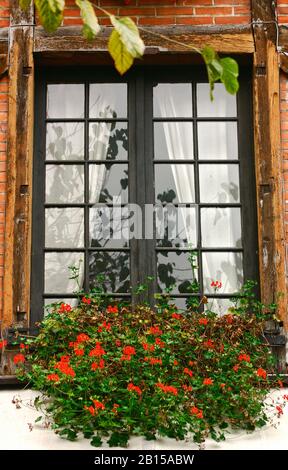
[
  {"left": 109, "top": 17, "right": 145, "bottom": 75},
  {"left": 19, "top": 0, "right": 32, "bottom": 10},
  {"left": 35, "top": 0, "right": 65, "bottom": 33},
  {"left": 75, "top": 0, "right": 100, "bottom": 40},
  {"left": 202, "top": 46, "right": 239, "bottom": 100},
  {"left": 15, "top": 282, "right": 285, "bottom": 448}
]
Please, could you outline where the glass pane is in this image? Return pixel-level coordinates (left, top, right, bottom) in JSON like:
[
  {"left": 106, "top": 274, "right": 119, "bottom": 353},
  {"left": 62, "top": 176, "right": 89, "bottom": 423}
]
[
  {"left": 204, "top": 298, "right": 235, "bottom": 316},
  {"left": 198, "top": 122, "right": 238, "bottom": 159},
  {"left": 156, "top": 205, "right": 197, "bottom": 248},
  {"left": 154, "top": 122, "right": 193, "bottom": 160},
  {"left": 90, "top": 206, "right": 130, "bottom": 248},
  {"left": 155, "top": 164, "right": 195, "bottom": 203},
  {"left": 89, "top": 122, "right": 128, "bottom": 161},
  {"left": 157, "top": 251, "right": 199, "bottom": 294},
  {"left": 89, "top": 84, "right": 127, "bottom": 118},
  {"left": 89, "top": 251, "right": 130, "bottom": 293},
  {"left": 46, "top": 123, "right": 84, "bottom": 161},
  {"left": 199, "top": 164, "right": 240, "bottom": 203},
  {"left": 45, "top": 208, "right": 84, "bottom": 248},
  {"left": 202, "top": 251, "right": 243, "bottom": 294},
  {"left": 47, "top": 84, "right": 84, "bottom": 119},
  {"left": 45, "top": 165, "right": 84, "bottom": 203},
  {"left": 201, "top": 208, "right": 242, "bottom": 248},
  {"left": 45, "top": 252, "right": 84, "bottom": 294},
  {"left": 153, "top": 84, "right": 192, "bottom": 117},
  {"left": 197, "top": 83, "right": 237, "bottom": 117},
  {"left": 89, "top": 164, "right": 128, "bottom": 204}
]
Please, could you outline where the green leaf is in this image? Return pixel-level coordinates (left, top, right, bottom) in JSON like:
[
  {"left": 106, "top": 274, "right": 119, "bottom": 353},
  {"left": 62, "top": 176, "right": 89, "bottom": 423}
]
[
  {"left": 35, "top": 0, "right": 65, "bottom": 33},
  {"left": 108, "top": 29, "right": 134, "bottom": 75},
  {"left": 202, "top": 46, "right": 239, "bottom": 100},
  {"left": 75, "top": 0, "right": 101, "bottom": 40},
  {"left": 219, "top": 57, "right": 239, "bottom": 95},
  {"left": 90, "top": 435, "right": 102, "bottom": 447},
  {"left": 19, "top": 0, "right": 32, "bottom": 10},
  {"left": 35, "top": 416, "right": 42, "bottom": 423},
  {"left": 110, "top": 16, "right": 145, "bottom": 59},
  {"left": 107, "top": 432, "right": 129, "bottom": 448}
]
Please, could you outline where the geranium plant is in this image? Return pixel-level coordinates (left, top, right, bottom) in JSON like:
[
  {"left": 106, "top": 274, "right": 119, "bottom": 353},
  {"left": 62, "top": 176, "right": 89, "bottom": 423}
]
[{"left": 12, "top": 279, "right": 287, "bottom": 447}]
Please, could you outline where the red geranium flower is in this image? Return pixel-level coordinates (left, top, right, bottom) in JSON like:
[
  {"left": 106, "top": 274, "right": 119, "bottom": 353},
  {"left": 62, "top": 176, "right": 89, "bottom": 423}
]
[
  {"left": 91, "top": 359, "right": 105, "bottom": 370},
  {"left": 142, "top": 343, "right": 155, "bottom": 352},
  {"left": 156, "top": 383, "right": 178, "bottom": 395},
  {"left": 84, "top": 405, "right": 95, "bottom": 416},
  {"left": 13, "top": 354, "right": 25, "bottom": 364},
  {"left": 123, "top": 346, "right": 136, "bottom": 356},
  {"left": 149, "top": 325, "right": 163, "bottom": 336},
  {"left": 183, "top": 367, "right": 193, "bottom": 378},
  {"left": 93, "top": 400, "right": 105, "bottom": 410},
  {"left": 233, "top": 364, "right": 240, "bottom": 372},
  {"left": 77, "top": 334, "right": 90, "bottom": 343},
  {"left": 171, "top": 313, "right": 181, "bottom": 320},
  {"left": 47, "top": 373, "right": 60, "bottom": 382},
  {"left": 54, "top": 361, "right": 75, "bottom": 377},
  {"left": 82, "top": 297, "right": 91, "bottom": 305},
  {"left": 174, "top": 360, "right": 179, "bottom": 366},
  {"left": 203, "top": 339, "right": 214, "bottom": 349},
  {"left": 190, "top": 406, "right": 203, "bottom": 419},
  {"left": 199, "top": 317, "right": 208, "bottom": 325},
  {"left": 75, "top": 348, "right": 84, "bottom": 356},
  {"left": 203, "top": 378, "right": 213, "bottom": 385},
  {"left": 60, "top": 355, "right": 70, "bottom": 363},
  {"left": 257, "top": 368, "right": 267, "bottom": 379},
  {"left": 127, "top": 383, "right": 142, "bottom": 396},
  {"left": 220, "top": 383, "right": 226, "bottom": 388},
  {"left": 210, "top": 280, "right": 222, "bottom": 289},
  {"left": 115, "top": 339, "right": 121, "bottom": 347},
  {"left": 112, "top": 403, "right": 119, "bottom": 413},
  {"left": 120, "top": 355, "right": 131, "bottom": 361},
  {"left": 89, "top": 342, "right": 105, "bottom": 357},
  {"left": 20, "top": 343, "right": 25, "bottom": 349},
  {"left": 155, "top": 337, "right": 165, "bottom": 348},
  {"left": 182, "top": 384, "right": 193, "bottom": 392},
  {"left": 149, "top": 358, "right": 162, "bottom": 365},
  {"left": 238, "top": 354, "right": 250, "bottom": 362},
  {"left": 106, "top": 305, "right": 118, "bottom": 314},
  {"left": 225, "top": 314, "right": 233, "bottom": 324},
  {"left": 59, "top": 303, "right": 72, "bottom": 313},
  {"left": 0, "top": 340, "right": 7, "bottom": 349}
]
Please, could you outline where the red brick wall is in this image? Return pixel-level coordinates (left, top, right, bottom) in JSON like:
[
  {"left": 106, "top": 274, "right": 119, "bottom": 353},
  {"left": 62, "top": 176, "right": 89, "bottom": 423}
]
[
  {"left": 63, "top": 0, "right": 251, "bottom": 26},
  {"left": 0, "top": 0, "right": 9, "bottom": 28}
]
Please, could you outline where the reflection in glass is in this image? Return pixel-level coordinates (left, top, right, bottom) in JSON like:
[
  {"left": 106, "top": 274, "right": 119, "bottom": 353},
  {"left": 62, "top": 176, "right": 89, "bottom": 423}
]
[
  {"left": 155, "top": 164, "right": 195, "bottom": 203},
  {"left": 89, "top": 164, "right": 128, "bottom": 204},
  {"left": 47, "top": 84, "right": 84, "bottom": 118},
  {"left": 154, "top": 122, "right": 193, "bottom": 160},
  {"left": 153, "top": 84, "right": 192, "bottom": 117},
  {"left": 204, "top": 298, "right": 235, "bottom": 316},
  {"left": 45, "top": 165, "right": 84, "bottom": 203},
  {"left": 89, "top": 251, "right": 130, "bottom": 293},
  {"left": 90, "top": 206, "right": 130, "bottom": 248},
  {"left": 89, "top": 84, "right": 127, "bottom": 118},
  {"left": 45, "top": 208, "right": 84, "bottom": 248},
  {"left": 45, "top": 252, "right": 84, "bottom": 293},
  {"left": 202, "top": 251, "right": 243, "bottom": 294},
  {"left": 201, "top": 208, "right": 242, "bottom": 248},
  {"left": 89, "top": 123, "right": 128, "bottom": 161},
  {"left": 199, "top": 164, "right": 240, "bottom": 203},
  {"left": 197, "top": 83, "right": 237, "bottom": 117},
  {"left": 155, "top": 206, "right": 197, "bottom": 248},
  {"left": 157, "top": 251, "right": 198, "bottom": 294},
  {"left": 198, "top": 122, "right": 238, "bottom": 159},
  {"left": 46, "top": 123, "right": 84, "bottom": 161}
]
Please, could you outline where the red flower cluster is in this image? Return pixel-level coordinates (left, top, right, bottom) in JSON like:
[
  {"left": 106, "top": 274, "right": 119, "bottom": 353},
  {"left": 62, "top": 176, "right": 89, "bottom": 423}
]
[
  {"left": 112, "top": 403, "right": 120, "bottom": 414},
  {"left": 238, "top": 354, "right": 250, "bottom": 362},
  {"left": 155, "top": 337, "right": 165, "bottom": 348},
  {"left": 174, "top": 360, "right": 179, "bottom": 366},
  {"left": 77, "top": 333, "right": 90, "bottom": 343},
  {"left": 82, "top": 297, "right": 91, "bottom": 305},
  {"left": 183, "top": 367, "right": 193, "bottom": 378},
  {"left": 93, "top": 399, "right": 105, "bottom": 410},
  {"left": 182, "top": 385, "right": 193, "bottom": 392},
  {"left": 149, "top": 325, "right": 163, "bottom": 336},
  {"left": 106, "top": 305, "right": 118, "bottom": 314},
  {"left": 0, "top": 339, "right": 7, "bottom": 349},
  {"left": 156, "top": 383, "right": 178, "bottom": 395},
  {"left": 13, "top": 353, "right": 25, "bottom": 364},
  {"left": 121, "top": 345, "right": 136, "bottom": 361},
  {"left": 47, "top": 373, "right": 60, "bottom": 382},
  {"left": 190, "top": 406, "right": 203, "bottom": 419},
  {"left": 203, "top": 378, "right": 213, "bottom": 385},
  {"left": 98, "top": 321, "right": 111, "bottom": 333},
  {"left": 233, "top": 364, "right": 240, "bottom": 372},
  {"left": 142, "top": 343, "right": 155, "bottom": 352},
  {"left": 225, "top": 314, "right": 233, "bottom": 324},
  {"left": 91, "top": 359, "right": 105, "bottom": 370},
  {"left": 89, "top": 342, "right": 105, "bottom": 357},
  {"left": 127, "top": 383, "right": 142, "bottom": 396},
  {"left": 203, "top": 339, "right": 214, "bottom": 349},
  {"left": 199, "top": 317, "right": 208, "bottom": 325},
  {"left": 171, "top": 313, "right": 181, "bottom": 320},
  {"left": 210, "top": 280, "right": 222, "bottom": 289},
  {"left": 84, "top": 405, "right": 95, "bottom": 416},
  {"left": 256, "top": 368, "right": 267, "bottom": 379},
  {"left": 75, "top": 348, "right": 84, "bottom": 356},
  {"left": 59, "top": 303, "right": 72, "bottom": 313},
  {"left": 20, "top": 343, "right": 29, "bottom": 350},
  {"left": 145, "top": 357, "right": 162, "bottom": 365},
  {"left": 54, "top": 356, "right": 75, "bottom": 378}
]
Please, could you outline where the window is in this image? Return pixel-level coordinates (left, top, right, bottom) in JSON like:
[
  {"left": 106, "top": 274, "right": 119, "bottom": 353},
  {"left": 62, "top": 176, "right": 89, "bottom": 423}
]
[{"left": 31, "top": 67, "right": 258, "bottom": 322}]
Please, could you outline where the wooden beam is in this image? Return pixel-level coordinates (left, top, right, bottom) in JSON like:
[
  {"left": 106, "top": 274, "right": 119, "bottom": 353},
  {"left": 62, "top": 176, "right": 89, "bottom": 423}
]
[
  {"left": 2, "top": 2, "right": 34, "bottom": 328},
  {"left": 34, "top": 25, "right": 255, "bottom": 54},
  {"left": 253, "top": 25, "right": 288, "bottom": 329}
]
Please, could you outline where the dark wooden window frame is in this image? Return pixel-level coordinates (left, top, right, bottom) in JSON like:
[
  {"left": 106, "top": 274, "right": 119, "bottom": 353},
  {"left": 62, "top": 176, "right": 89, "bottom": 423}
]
[{"left": 30, "top": 65, "right": 258, "bottom": 324}]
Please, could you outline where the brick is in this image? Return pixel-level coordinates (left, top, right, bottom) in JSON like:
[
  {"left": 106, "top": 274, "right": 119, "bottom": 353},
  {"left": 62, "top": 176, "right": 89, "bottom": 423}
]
[
  {"left": 156, "top": 7, "right": 194, "bottom": 16},
  {"left": 138, "top": 16, "right": 175, "bottom": 25},
  {"left": 176, "top": 16, "right": 213, "bottom": 25},
  {"left": 195, "top": 7, "right": 233, "bottom": 15},
  {"left": 214, "top": 16, "right": 250, "bottom": 24}
]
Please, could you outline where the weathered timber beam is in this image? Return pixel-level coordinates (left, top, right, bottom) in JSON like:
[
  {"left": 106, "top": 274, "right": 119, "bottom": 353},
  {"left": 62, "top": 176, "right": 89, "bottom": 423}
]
[
  {"left": 34, "top": 25, "right": 255, "bottom": 54},
  {"left": 3, "top": 1, "right": 34, "bottom": 329}
]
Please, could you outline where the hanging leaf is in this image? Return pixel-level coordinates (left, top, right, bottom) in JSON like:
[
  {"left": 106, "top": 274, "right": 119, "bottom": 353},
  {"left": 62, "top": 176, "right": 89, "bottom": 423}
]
[
  {"left": 110, "top": 16, "right": 145, "bottom": 59},
  {"left": 75, "top": 0, "right": 101, "bottom": 40},
  {"left": 202, "top": 46, "right": 239, "bottom": 100},
  {"left": 19, "top": 0, "right": 32, "bottom": 10},
  {"left": 108, "top": 29, "right": 134, "bottom": 75},
  {"left": 34, "top": 0, "right": 65, "bottom": 33}
]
